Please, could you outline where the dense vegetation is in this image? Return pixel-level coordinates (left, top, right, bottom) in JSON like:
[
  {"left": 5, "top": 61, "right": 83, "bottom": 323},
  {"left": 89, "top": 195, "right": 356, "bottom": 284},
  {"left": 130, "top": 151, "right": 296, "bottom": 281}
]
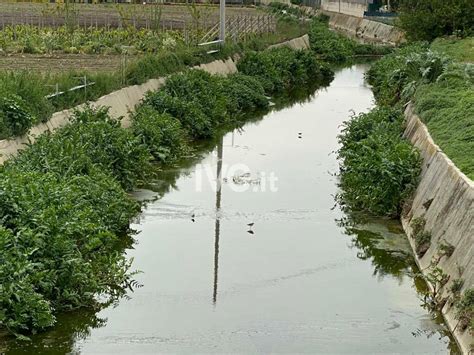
[
  {"left": 431, "top": 37, "right": 474, "bottom": 63},
  {"left": 237, "top": 46, "right": 333, "bottom": 93},
  {"left": 337, "top": 107, "right": 420, "bottom": 217},
  {"left": 455, "top": 288, "right": 474, "bottom": 332},
  {"left": 397, "top": 0, "right": 474, "bottom": 41},
  {"left": 341, "top": 40, "right": 473, "bottom": 216},
  {"left": 0, "top": 15, "right": 311, "bottom": 140},
  {"left": 0, "top": 45, "right": 333, "bottom": 336},
  {"left": 0, "top": 25, "right": 182, "bottom": 55},
  {"left": 0, "top": 108, "right": 145, "bottom": 337},
  {"left": 140, "top": 47, "right": 333, "bottom": 140},
  {"left": 367, "top": 43, "right": 474, "bottom": 180},
  {"left": 308, "top": 16, "right": 391, "bottom": 63}
]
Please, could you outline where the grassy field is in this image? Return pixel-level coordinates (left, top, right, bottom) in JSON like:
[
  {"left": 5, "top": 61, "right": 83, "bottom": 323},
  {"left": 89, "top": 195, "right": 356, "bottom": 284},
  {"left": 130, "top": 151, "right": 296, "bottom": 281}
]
[
  {"left": 431, "top": 37, "right": 474, "bottom": 63},
  {"left": 367, "top": 38, "right": 474, "bottom": 181},
  {"left": 413, "top": 37, "right": 474, "bottom": 179}
]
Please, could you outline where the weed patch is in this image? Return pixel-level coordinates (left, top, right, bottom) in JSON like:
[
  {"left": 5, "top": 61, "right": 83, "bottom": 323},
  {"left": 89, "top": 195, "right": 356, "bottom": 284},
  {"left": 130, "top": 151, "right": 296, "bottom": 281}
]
[{"left": 337, "top": 107, "right": 421, "bottom": 217}]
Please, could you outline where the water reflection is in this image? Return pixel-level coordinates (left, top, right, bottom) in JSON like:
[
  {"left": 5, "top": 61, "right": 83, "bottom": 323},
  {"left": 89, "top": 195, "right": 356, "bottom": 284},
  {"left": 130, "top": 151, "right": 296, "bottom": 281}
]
[
  {"left": 1, "top": 310, "right": 105, "bottom": 354},
  {"left": 338, "top": 215, "right": 414, "bottom": 279},
  {"left": 213, "top": 136, "right": 223, "bottom": 305},
  {"left": 0, "top": 74, "right": 332, "bottom": 355},
  {"left": 337, "top": 214, "right": 459, "bottom": 353},
  {"left": 0, "top": 64, "right": 458, "bottom": 354}
]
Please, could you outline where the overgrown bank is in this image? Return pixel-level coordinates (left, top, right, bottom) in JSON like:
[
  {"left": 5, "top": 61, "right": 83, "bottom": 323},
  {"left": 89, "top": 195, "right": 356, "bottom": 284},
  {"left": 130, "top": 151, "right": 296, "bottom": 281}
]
[
  {"left": 337, "top": 38, "right": 474, "bottom": 347},
  {"left": 0, "top": 46, "right": 333, "bottom": 337},
  {"left": 0, "top": 15, "right": 396, "bottom": 338},
  {"left": 0, "top": 15, "right": 308, "bottom": 140}
]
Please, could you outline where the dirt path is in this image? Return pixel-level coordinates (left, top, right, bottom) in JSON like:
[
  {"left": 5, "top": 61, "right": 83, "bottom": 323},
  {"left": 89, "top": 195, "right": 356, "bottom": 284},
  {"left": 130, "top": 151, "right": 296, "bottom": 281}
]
[{"left": 0, "top": 53, "right": 128, "bottom": 73}]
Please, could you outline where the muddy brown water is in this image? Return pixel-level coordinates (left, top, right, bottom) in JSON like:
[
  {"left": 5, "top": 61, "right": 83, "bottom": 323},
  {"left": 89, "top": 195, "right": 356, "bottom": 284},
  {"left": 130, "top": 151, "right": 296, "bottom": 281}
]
[{"left": 1, "top": 64, "right": 459, "bottom": 354}]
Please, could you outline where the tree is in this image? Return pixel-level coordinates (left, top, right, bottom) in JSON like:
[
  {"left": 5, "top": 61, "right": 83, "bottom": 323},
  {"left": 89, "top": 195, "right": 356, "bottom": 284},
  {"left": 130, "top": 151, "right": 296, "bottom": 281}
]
[{"left": 398, "top": 0, "right": 474, "bottom": 41}]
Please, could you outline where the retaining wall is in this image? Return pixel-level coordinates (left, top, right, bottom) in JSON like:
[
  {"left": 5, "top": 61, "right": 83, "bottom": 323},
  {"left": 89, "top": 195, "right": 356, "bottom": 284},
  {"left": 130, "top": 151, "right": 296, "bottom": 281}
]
[
  {"left": 325, "top": 11, "right": 404, "bottom": 45},
  {"left": 268, "top": 34, "right": 310, "bottom": 50},
  {"left": 402, "top": 103, "right": 474, "bottom": 355},
  {"left": 0, "top": 36, "right": 309, "bottom": 164},
  {"left": 321, "top": 0, "right": 368, "bottom": 17}
]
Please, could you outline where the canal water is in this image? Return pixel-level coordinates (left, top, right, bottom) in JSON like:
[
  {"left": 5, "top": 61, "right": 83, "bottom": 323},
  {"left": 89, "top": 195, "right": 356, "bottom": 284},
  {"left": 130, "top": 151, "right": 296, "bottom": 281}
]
[{"left": 3, "top": 64, "right": 458, "bottom": 354}]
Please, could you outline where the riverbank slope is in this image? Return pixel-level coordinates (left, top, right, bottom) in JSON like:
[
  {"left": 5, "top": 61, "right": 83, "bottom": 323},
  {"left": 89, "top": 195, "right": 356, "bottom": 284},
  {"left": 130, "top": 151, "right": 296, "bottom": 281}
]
[
  {"left": 0, "top": 35, "right": 311, "bottom": 165},
  {"left": 402, "top": 104, "right": 473, "bottom": 354}
]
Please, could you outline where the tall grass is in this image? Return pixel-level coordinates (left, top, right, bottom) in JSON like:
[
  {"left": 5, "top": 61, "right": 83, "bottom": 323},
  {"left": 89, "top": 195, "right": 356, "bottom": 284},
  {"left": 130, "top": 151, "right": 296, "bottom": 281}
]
[{"left": 367, "top": 43, "right": 474, "bottom": 180}]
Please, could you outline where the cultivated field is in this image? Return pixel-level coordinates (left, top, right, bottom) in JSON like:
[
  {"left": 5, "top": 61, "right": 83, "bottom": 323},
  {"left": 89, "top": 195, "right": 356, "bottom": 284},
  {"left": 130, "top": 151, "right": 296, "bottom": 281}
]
[{"left": 0, "top": 2, "right": 264, "bottom": 29}]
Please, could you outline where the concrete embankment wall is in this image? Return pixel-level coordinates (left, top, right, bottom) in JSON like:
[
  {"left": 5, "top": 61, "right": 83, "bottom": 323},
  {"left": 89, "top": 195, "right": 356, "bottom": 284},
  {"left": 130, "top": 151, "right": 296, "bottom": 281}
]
[
  {"left": 0, "top": 36, "right": 310, "bottom": 164},
  {"left": 402, "top": 103, "right": 474, "bottom": 355},
  {"left": 321, "top": 0, "right": 367, "bottom": 18},
  {"left": 324, "top": 11, "right": 404, "bottom": 45},
  {"left": 268, "top": 34, "right": 310, "bottom": 50}
]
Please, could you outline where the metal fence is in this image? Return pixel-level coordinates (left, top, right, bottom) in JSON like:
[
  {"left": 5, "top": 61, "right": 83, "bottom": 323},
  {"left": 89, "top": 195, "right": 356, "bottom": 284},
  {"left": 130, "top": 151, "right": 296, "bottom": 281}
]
[{"left": 200, "top": 14, "right": 276, "bottom": 44}]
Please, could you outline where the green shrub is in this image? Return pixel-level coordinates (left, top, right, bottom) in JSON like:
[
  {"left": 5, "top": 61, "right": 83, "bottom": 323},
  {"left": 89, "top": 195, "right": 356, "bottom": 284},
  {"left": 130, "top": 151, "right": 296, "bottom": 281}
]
[
  {"left": 398, "top": 0, "right": 474, "bottom": 41},
  {"left": 237, "top": 47, "right": 333, "bottom": 93},
  {"left": 0, "top": 71, "right": 53, "bottom": 124},
  {"left": 0, "top": 169, "right": 139, "bottom": 335},
  {"left": 450, "top": 279, "right": 464, "bottom": 296},
  {"left": 337, "top": 107, "right": 421, "bottom": 217},
  {"left": 308, "top": 16, "right": 391, "bottom": 63},
  {"left": 236, "top": 50, "right": 283, "bottom": 92},
  {"left": 9, "top": 106, "right": 153, "bottom": 190},
  {"left": 455, "top": 288, "right": 474, "bottom": 332},
  {"left": 222, "top": 73, "right": 269, "bottom": 114},
  {"left": 366, "top": 44, "right": 451, "bottom": 105},
  {"left": 368, "top": 43, "right": 473, "bottom": 180},
  {"left": 415, "top": 231, "right": 431, "bottom": 257},
  {"left": 143, "top": 88, "right": 214, "bottom": 139},
  {"left": 142, "top": 69, "right": 271, "bottom": 139},
  {"left": 131, "top": 105, "right": 191, "bottom": 164},
  {"left": 0, "top": 94, "right": 36, "bottom": 139}
]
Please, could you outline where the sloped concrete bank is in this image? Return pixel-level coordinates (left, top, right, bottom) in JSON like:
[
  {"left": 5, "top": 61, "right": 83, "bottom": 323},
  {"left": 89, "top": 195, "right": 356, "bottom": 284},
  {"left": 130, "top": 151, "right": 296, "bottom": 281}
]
[
  {"left": 402, "top": 103, "right": 474, "bottom": 355},
  {"left": 321, "top": 0, "right": 367, "bottom": 18},
  {"left": 0, "top": 35, "right": 310, "bottom": 164},
  {"left": 324, "top": 11, "right": 404, "bottom": 45}
]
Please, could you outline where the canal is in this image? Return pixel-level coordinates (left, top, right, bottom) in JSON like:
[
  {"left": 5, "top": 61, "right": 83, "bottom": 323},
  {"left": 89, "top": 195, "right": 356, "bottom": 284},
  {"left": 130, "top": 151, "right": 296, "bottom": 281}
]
[{"left": 3, "top": 64, "right": 458, "bottom": 354}]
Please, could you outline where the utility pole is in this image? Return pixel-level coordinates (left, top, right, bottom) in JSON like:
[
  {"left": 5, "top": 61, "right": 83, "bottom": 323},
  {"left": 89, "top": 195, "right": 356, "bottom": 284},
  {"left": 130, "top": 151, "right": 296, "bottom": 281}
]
[{"left": 219, "top": 0, "right": 225, "bottom": 42}]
